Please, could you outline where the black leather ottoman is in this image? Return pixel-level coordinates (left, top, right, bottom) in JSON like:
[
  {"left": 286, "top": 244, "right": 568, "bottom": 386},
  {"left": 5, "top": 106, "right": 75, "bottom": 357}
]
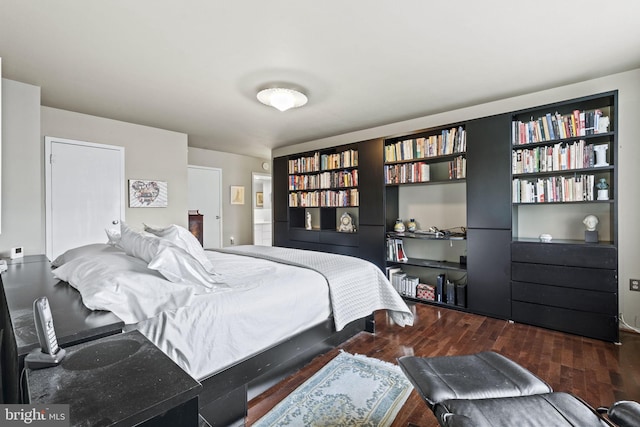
[
  {"left": 398, "top": 351, "right": 552, "bottom": 409},
  {"left": 608, "top": 400, "right": 640, "bottom": 427},
  {"left": 436, "top": 392, "right": 612, "bottom": 427}
]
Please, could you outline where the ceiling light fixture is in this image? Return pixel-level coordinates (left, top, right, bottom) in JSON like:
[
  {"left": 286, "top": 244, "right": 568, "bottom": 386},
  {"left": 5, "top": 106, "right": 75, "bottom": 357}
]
[{"left": 257, "top": 87, "right": 308, "bottom": 112}]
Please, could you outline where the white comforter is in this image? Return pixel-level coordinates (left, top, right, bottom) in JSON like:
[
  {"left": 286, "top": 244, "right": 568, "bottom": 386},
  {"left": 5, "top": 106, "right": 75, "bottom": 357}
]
[
  {"left": 53, "top": 244, "right": 413, "bottom": 380},
  {"left": 129, "top": 250, "right": 331, "bottom": 379}
]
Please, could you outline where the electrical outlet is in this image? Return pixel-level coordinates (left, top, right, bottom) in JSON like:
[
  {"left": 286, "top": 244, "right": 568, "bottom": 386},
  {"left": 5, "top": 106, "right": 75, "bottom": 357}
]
[{"left": 630, "top": 279, "right": 640, "bottom": 292}]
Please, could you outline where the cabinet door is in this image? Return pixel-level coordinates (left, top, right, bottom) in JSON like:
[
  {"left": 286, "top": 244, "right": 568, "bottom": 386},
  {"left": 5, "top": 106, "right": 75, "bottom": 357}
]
[
  {"left": 466, "top": 114, "right": 512, "bottom": 229},
  {"left": 358, "top": 138, "right": 385, "bottom": 226},
  {"left": 273, "top": 156, "right": 288, "bottom": 222},
  {"left": 466, "top": 228, "right": 511, "bottom": 318},
  {"left": 358, "top": 225, "right": 386, "bottom": 270}
]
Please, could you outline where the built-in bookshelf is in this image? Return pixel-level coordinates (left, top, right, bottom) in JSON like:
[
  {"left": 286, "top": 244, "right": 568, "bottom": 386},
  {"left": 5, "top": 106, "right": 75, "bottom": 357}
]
[
  {"left": 383, "top": 123, "right": 469, "bottom": 309},
  {"left": 511, "top": 91, "right": 616, "bottom": 242},
  {"left": 509, "top": 91, "right": 618, "bottom": 342},
  {"left": 274, "top": 91, "right": 619, "bottom": 342},
  {"left": 274, "top": 138, "right": 386, "bottom": 269},
  {"left": 384, "top": 126, "right": 466, "bottom": 184},
  {"left": 288, "top": 148, "right": 359, "bottom": 208}
]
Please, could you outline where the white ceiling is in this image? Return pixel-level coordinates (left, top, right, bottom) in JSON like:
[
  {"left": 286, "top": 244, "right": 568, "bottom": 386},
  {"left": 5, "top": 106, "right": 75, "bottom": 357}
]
[{"left": 2, "top": 1, "right": 639, "bottom": 158}]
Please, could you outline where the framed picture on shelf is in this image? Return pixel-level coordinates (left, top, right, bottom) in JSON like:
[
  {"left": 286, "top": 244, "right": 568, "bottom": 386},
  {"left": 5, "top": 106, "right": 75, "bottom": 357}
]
[{"left": 230, "top": 185, "right": 245, "bottom": 205}]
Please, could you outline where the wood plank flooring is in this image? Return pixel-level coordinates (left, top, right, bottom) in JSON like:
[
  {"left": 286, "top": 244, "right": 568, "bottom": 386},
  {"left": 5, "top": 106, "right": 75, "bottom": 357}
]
[{"left": 247, "top": 302, "right": 640, "bottom": 426}]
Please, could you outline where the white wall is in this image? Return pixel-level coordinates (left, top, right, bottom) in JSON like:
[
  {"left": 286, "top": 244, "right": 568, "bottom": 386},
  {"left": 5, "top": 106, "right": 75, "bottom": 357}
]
[
  {"left": 0, "top": 79, "right": 42, "bottom": 255},
  {"left": 188, "top": 148, "right": 270, "bottom": 246},
  {"left": 0, "top": 78, "right": 189, "bottom": 256},
  {"left": 41, "top": 107, "right": 189, "bottom": 232},
  {"left": 274, "top": 69, "right": 640, "bottom": 329}
]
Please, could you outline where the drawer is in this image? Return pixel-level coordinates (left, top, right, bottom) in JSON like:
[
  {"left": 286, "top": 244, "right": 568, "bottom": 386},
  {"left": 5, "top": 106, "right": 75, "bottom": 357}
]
[
  {"left": 511, "top": 301, "right": 618, "bottom": 342},
  {"left": 512, "top": 281, "right": 617, "bottom": 315},
  {"left": 319, "top": 231, "right": 358, "bottom": 247},
  {"left": 289, "top": 228, "right": 320, "bottom": 243},
  {"left": 512, "top": 262, "right": 616, "bottom": 292},
  {"left": 511, "top": 242, "right": 616, "bottom": 269}
]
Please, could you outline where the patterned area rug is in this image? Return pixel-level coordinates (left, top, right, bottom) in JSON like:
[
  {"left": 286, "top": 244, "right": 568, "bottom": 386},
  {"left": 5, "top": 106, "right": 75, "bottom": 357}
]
[{"left": 252, "top": 351, "right": 412, "bottom": 427}]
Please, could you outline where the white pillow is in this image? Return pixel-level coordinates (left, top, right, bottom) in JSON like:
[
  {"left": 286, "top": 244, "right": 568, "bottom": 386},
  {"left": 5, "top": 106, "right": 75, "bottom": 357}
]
[
  {"left": 52, "top": 252, "right": 198, "bottom": 324},
  {"left": 119, "top": 222, "right": 162, "bottom": 263},
  {"left": 105, "top": 228, "right": 121, "bottom": 246},
  {"left": 143, "top": 223, "right": 216, "bottom": 274},
  {"left": 120, "top": 222, "right": 224, "bottom": 289},
  {"left": 147, "top": 244, "right": 226, "bottom": 289},
  {"left": 51, "top": 243, "right": 122, "bottom": 267}
]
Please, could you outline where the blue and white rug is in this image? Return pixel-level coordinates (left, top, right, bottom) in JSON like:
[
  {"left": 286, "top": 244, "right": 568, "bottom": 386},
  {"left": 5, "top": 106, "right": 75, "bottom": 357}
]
[{"left": 252, "top": 351, "right": 412, "bottom": 427}]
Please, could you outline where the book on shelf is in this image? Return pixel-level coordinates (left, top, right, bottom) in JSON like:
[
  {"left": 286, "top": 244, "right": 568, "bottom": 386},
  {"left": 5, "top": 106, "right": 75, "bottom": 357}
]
[
  {"left": 448, "top": 156, "right": 466, "bottom": 179},
  {"left": 384, "top": 126, "right": 466, "bottom": 162},
  {"left": 320, "top": 149, "right": 358, "bottom": 170},
  {"left": 289, "top": 169, "right": 359, "bottom": 191},
  {"left": 512, "top": 108, "right": 610, "bottom": 145},
  {"left": 384, "top": 162, "right": 430, "bottom": 184},
  {"left": 512, "top": 140, "right": 599, "bottom": 175},
  {"left": 512, "top": 174, "right": 595, "bottom": 203},
  {"left": 386, "top": 237, "right": 408, "bottom": 262},
  {"left": 386, "top": 267, "right": 418, "bottom": 298}
]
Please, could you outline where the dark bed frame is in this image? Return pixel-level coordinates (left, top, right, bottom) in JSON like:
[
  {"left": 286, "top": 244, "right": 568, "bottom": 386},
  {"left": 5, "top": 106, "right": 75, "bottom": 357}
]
[
  {"left": 198, "top": 314, "right": 374, "bottom": 426},
  {"left": 0, "top": 258, "right": 375, "bottom": 426}
]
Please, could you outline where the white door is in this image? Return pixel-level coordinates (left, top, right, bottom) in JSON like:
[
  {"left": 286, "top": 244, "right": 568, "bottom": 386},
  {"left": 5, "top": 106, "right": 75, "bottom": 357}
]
[
  {"left": 188, "top": 166, "right": 222, "bottom": 249},
  {"left": 45, "top": 137, "right": 125, "bottom": 260}
]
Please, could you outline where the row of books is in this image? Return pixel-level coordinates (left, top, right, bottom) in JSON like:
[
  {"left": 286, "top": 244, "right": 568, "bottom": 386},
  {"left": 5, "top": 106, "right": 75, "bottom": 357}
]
[
  {"left": 384, "top": 126, "right": 466, "bottom": 162},
  {"left": 288, "top": 169, "right": 358, "bottom": 190},
  {"left": 512, "top": 175, "right": 595, "bottom": 203},
  {"left": 288, "top": 189, "right": 359, "bottom": 207},
  {"left": 449, "top": 156, "right": 466, "bottom": 179},
  {"left": 512, "top": 140, "right": 603, "bottom": 174},
  {"left": 387, "top": 268, "right": 420, "bottom": 298},
  {"left": 512, "top": 109, "right": 609, "bottom": 145},
  {"left": 384, "top": 162, "right": 430, "bottom": 184},
  {"left": 386, "top": 267, "right": 462, "bottom": 305},
  {"left": 288, "top": 150, "right": 358, "bottom": 174},
  {"left": 386, "top": 238, "right": 408, "bottom": 262},
  {"left": 383, "top": 156, "right": 466, "bottom": 184}
]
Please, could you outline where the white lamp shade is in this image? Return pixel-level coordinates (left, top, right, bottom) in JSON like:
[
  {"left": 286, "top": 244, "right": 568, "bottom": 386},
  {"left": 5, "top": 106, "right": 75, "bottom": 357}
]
[{"left": 257, "top": 88, "right": 307, "bottom": 111}]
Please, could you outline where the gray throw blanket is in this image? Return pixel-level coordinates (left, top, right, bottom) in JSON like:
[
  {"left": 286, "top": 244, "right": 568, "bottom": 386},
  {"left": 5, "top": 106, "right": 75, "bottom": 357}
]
[{"left": 217, "top": 245, "right": 414, "bottom": 331}]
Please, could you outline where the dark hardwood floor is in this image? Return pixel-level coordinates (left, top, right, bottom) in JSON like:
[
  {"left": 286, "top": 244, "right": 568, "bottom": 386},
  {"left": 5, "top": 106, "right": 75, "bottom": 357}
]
[{"left": 247, "top": 302, "right": 640, "bottom": 427}]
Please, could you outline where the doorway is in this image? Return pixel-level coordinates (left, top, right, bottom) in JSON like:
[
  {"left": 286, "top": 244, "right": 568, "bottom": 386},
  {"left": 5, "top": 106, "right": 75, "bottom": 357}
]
[
  {"left": 188, "top": 166, "right": 222, "bottom": 249},
  {"left": 45, "top": 137, "right": 125, "bottom": 260},
  {"left": 252, "top": 173, "right": 272, "bottom": 246}
]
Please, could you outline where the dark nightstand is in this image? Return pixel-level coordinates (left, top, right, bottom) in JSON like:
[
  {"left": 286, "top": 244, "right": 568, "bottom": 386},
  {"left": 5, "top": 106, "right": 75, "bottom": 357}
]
[{"left": 27, "top": 330, "right": 202, "bottom": 426}]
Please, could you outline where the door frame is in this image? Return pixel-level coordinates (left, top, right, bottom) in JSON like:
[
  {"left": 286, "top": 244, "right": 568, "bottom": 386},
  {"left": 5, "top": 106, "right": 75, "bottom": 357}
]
[
  {"left": 252, "top": 172, "right": 272, "bottom": 245},
  {"left": 44, "top": 136, "right": 125, "bottom": 259},
  {"left": 187, "top": 165, "right": 223, "bottom": 249}
]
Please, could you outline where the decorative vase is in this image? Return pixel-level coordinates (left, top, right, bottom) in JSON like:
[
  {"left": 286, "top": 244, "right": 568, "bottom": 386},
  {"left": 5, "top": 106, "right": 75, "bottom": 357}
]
[
  {"left": 407, "top": 219, "right": 417, "bottom": 232},
  {"left": 393, "top": 219, "right": 405, "bottom": 233},
  {"left": 593, "top": 144, "right": 609, "bottom": 167}
]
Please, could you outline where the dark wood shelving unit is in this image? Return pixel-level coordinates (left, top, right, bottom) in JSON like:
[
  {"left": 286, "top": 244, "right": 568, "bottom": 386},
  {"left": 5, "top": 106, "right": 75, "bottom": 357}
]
[
  {"left": 273, "top": 90, "right": 619, "bottom": 342},
  {"left": 510, "top": 91, "right": 619, "bottom": 342}
]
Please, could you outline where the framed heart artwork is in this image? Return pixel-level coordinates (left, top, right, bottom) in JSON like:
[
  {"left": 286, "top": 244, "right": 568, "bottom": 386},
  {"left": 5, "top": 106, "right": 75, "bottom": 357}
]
[{"left": 128, "top": 179, "right": 168, "bottom": 207}]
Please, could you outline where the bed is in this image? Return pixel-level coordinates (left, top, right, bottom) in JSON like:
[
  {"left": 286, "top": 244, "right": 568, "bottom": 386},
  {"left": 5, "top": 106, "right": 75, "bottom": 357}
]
[{"left": 50, "top": 223, "right": 414, "bottom": 425}]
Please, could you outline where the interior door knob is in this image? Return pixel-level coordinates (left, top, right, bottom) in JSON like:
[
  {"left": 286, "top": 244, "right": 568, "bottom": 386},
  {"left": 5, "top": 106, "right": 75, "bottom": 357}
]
[{"left": 112, "top": 220, "right": 120, "bottom": 225}]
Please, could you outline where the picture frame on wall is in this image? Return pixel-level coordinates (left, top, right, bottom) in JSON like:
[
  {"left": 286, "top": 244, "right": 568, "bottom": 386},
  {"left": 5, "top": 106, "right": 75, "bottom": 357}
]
[
  {"left": 256, "top": 191, "right": 264, "bottom": 207},
  {"left": 129, "top": 179, "right": 168, "bottom": 207},
  {"left": 231, "top": 185, "right": 245, "bottom": 205}
]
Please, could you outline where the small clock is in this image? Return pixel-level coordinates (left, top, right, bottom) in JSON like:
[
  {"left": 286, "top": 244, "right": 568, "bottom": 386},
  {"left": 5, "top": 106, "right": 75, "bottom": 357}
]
[{"left": 338, "top": 212, "right": 355, "bottom": 233}]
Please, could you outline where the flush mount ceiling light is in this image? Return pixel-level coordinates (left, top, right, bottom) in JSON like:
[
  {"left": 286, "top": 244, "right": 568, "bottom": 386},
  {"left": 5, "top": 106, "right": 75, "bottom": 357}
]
[{"left": 257, "top": 87, "right": 308, "bottom": 112}]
